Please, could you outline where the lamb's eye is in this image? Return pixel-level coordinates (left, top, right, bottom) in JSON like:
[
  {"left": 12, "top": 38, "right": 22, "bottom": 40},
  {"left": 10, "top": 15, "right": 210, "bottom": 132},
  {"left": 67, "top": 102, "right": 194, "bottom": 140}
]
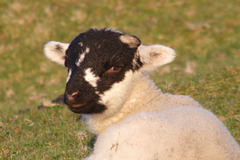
[{"left": 104, "top": 66, "right": 122, "bottom": 75}]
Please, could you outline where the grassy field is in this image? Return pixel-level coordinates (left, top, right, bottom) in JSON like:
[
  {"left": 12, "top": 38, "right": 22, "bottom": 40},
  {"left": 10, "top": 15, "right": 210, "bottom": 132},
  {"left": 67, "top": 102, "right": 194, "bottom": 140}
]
[{"left": 0, "top": 0, "right": 239, "bottom": 159}]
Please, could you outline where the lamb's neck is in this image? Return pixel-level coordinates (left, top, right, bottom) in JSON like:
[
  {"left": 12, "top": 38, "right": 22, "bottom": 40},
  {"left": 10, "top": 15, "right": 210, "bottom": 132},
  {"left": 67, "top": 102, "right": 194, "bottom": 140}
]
[
  {"left": 124, "top": 74, "right": 162, "bottom": 111},
  {"left": 84, "top": 73, "right": 162, "bottom": 134}
]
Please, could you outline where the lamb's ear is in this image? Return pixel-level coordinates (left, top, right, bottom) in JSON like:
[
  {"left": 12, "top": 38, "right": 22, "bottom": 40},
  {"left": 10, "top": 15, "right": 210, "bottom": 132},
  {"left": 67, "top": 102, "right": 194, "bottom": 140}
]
[
  {"left": 44, "top": 41, "right": 69, "bottom": 66},
  {"left": 138, "top": 45, "right": 176, "bottom": 71}
]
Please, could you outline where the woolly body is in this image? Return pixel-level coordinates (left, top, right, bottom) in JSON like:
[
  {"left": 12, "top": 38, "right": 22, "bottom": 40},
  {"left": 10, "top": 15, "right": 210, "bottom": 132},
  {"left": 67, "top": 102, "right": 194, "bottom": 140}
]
[
  {"left": 44, "top": 28, "right": 240, "bottom": 160},
  {"left": 87, "top": 108, "right": 238, "bottom": 160},
  {"left": 83, "top": 72, "right": 240, "bottom": 160}
]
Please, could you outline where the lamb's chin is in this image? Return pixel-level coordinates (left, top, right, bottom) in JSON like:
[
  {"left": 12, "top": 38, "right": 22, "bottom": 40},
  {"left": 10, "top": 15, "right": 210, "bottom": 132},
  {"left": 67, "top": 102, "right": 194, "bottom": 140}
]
[
  {"left": 70, "top": 103, "right": 86, "bottom": 108},
  {"left": 67, "top": 102, "right": 107, "bottom": 114},
  {"left": 67, "top": 105, "right": 83, "bottom": 113}
]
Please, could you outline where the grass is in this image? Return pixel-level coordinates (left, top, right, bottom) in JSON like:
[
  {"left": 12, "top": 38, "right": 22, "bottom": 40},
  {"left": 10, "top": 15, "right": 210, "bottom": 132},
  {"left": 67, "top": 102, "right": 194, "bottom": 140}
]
[
  {"left": 0, "top": 0, "right": 239, "bottom": 159},
  {"left": 0, "top": 106, "right": 94, "bottom": 159}
]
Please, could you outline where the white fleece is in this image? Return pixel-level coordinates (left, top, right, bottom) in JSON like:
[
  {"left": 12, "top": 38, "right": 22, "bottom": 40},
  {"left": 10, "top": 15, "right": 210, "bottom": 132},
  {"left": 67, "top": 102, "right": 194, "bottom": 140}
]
[
  {"left": 85, "top": 108, "right": 240, "bottom": 160},
  {"left": 82, "top": 73, "right": 240, "bottom": 160}
]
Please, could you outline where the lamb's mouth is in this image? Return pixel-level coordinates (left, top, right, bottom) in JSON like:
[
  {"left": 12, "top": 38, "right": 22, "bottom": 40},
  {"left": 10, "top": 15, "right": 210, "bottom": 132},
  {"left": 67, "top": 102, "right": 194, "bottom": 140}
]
[
  {"left": 67, "top": 103, "right": 86, "bottom": 113},
  {"left": 70, "top": 103, "right": 86, "bottom": 108},
  {"left": 67, "top": 101, "right": 106, "bottom": 114}
]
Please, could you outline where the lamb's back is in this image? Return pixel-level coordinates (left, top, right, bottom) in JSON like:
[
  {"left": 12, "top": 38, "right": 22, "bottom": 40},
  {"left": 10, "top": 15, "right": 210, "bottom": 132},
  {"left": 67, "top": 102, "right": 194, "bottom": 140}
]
[{"left": 85, "top": 106, "right": 240, "bottom": 160}]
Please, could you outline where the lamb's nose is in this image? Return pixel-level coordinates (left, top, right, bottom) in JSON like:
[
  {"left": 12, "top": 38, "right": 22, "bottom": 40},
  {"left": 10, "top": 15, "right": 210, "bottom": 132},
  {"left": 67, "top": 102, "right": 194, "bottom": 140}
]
[{"left": 65, "top": 91, "right": 80, "bottom": 104}]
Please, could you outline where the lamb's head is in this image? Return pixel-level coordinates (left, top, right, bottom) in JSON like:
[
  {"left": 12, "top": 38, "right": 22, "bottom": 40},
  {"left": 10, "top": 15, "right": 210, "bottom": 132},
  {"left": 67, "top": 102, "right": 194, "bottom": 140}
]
[{"left": 44, "top": 28, "right": 176, "bottom": 115}]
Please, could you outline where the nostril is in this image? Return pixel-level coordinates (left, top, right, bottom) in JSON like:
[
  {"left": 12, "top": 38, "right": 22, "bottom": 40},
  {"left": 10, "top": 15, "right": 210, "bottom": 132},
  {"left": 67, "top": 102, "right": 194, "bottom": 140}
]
[
  {"left": 71, "top": 91, "right": 80, "bottom": 97},
  {"left": 65, "top": 91, "right": 80, "bottom": 103}
]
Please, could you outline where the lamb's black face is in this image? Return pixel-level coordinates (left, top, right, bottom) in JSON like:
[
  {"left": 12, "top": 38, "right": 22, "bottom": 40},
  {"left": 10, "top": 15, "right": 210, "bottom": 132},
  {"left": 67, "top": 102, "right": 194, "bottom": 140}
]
[{"left": 63, "top": 29, "right": 142, "bottom": 114}]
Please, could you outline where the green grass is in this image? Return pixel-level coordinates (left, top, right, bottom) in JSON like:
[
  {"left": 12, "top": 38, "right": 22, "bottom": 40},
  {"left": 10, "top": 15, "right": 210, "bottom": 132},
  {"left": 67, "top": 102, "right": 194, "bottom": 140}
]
[
  {"left": 0, "top": 0, "right": 239, "bottom": 159},
  {"left": 0, "top": 106, "right": 94, "bottom": 159}
]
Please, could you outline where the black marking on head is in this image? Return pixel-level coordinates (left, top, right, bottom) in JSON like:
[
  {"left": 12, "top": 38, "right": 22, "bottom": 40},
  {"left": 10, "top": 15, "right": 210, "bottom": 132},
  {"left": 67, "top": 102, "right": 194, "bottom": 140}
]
[
  {"left": 64, "top": 55, "right": 70, "bottom": 67},
  {"left": 63, "top": 28, "right": 143, "bottom": 114}
]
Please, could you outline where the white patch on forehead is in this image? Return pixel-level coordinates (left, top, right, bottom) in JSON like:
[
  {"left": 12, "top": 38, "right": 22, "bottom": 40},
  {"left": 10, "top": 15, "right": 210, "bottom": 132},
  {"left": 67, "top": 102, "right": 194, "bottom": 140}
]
[
  {"left": 75, "top": 47, "right": 90, "bottom": 67},
  {"left": 78, "top": 42, "right": 83, "bottom": 47},
  {"left": 84, "top": 68, "right": 100, "bottom": 88},
  {"left": 76, "top": 52, "right": 86, "bottom": 67},
  {"left": 86, "top": 47, "right": 90, "bottom": 53},
  {"left": 66, "top": 68, "right": 72, "bottom": 83}
]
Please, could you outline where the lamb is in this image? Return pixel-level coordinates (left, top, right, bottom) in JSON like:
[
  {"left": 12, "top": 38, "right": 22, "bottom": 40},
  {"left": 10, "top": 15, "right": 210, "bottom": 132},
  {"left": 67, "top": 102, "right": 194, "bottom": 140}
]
[{"left": 44, "top": 28, "right": 240, "bottom": 160}]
